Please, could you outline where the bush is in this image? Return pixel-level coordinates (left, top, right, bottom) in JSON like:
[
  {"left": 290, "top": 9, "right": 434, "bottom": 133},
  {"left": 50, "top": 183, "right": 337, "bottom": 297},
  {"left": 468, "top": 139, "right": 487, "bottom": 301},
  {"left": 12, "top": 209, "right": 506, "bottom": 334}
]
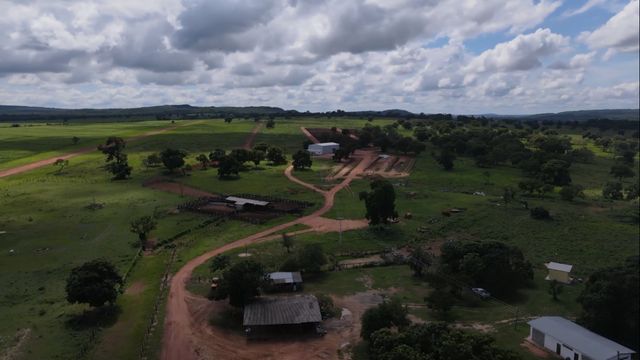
[
  {"left": 361, "top": 299, "right": 409, "bottom": 340},
  {"left": 559, "top": 184, "right": 584, "bottom": 201},
  {"left": 315, "top": 293, "right": 340, "bottom": 319},
  {"left": 530, "top": 206, "right": 550, "bottom": 219},
  {"left": 603, "top": 182, "right": 624, "bottom": 200}
]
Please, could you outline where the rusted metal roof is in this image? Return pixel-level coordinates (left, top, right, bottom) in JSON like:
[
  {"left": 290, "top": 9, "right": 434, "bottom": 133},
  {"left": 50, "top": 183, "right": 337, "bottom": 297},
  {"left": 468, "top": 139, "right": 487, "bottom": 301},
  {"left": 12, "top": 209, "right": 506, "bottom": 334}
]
[{"left": 243, "top": 295, "right": 321, "bottom": 326}]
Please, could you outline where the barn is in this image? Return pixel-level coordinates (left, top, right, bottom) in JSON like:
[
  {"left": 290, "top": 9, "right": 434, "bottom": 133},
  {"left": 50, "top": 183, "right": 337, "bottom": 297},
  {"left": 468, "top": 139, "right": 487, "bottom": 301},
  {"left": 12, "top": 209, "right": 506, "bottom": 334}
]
[
  {"left": 307, "top": 142, "right": 339, "bottom": 155},
  {"left": 528, "top": 317, "right": 635, "bottom": 360},
  {"left": 267, "top": 272, "right": 303, "bottom": 292},
  {"left": 545, "top": 262, "right": 573, "bottom": 284},
  {"left": 243, "top": 295, "right": 323, "bottom": 339}
]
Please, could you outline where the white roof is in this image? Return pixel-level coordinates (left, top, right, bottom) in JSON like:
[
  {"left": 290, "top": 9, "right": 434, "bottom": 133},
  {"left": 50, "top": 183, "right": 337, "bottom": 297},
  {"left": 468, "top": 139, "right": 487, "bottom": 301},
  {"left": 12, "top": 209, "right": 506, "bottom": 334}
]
[
  {"left": 529, "top": 317, "right": 635, "bottom": 359},
  {"left": 311, "top": 142, "right": 339, "bottom": 146},
  {"left": 268, "top": 272, "right": 302, "bottom": 284},
  {"left": 545, "top": 262, "right": 573, "bottom": 273},
  {"left": 225, "top": 196, "right": 269, "bottom": 207}
]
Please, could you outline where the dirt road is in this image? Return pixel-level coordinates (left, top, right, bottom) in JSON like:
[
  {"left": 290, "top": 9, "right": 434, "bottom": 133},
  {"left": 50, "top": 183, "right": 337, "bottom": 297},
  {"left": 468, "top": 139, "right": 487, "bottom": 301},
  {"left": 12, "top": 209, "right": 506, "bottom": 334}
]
[
  {"left": 0, "top": 122, "right": 199, "bottom": 179},
  {"left": 161, "top": 149, "right": 376, "bottom": 360},
  {"left": 242, "top": 122, "right": 264, "bottom": 150},
  {"left": 300, "top": 127, "right": 320, "bottom": 144}
]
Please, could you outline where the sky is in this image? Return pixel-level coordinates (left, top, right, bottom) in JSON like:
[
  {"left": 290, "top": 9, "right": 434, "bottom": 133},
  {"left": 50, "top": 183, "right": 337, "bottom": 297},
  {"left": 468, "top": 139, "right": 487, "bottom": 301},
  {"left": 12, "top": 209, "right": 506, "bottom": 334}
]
[{"left": 0, "top": 0, "right": 638, "bottom": 114}]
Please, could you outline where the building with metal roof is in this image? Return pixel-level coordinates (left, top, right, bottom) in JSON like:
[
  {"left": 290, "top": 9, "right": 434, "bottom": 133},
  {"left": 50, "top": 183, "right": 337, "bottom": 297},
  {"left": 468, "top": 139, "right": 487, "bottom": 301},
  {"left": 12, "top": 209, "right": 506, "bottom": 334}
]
[
  {"left": 308, "top": 142, "right": 340, "bottom": 155},
  {"left": 225, "top": 196, "right": 270, "bottom": 209},
  {"left": 545, "top": 262, "right": 573, "bottom": 284},
  {"left": 243, "top": 295, "right": 323, "bottom": 338},
  {"left": 528, "top": 317, "right": 635, "bottom": 360}
]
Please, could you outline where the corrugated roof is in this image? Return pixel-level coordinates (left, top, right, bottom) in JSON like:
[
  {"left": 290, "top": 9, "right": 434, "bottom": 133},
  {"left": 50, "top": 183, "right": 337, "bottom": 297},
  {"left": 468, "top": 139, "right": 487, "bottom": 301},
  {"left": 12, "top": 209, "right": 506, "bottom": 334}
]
[
  {"left": 546, "top": 262, "right": 573, "bottom": 272},
  {"left": 528, "top": 317, "right": 635, "bottom": 359},
  {"left": 225, "top": 196, "right": 270, "bottom": 207},
  {"left": 243, "top": 295, "right": 322, "bottom": 326},
  {"left": 269, "top": 272, "right": 303, "bottom": 284},
  {"left": 311, "top": 142, "right": 340, "bottom": 147}
]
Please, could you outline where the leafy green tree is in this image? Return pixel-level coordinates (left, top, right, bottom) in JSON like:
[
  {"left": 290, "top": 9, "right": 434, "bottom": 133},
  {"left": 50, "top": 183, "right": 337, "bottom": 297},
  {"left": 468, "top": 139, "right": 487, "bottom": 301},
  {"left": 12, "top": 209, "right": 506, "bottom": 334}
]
[
  {"left": 215, "top": 259, "right": 267, "bottom": 307},
  {"left": 143, "top": 153, "right": 162, "bottom": 168},
  {"left": 266, "top": 119, "right": 275, "bottom": 128},
  {"left": 540, "top": 159, "right": 571, "bottom": 185},
  {"left": 281, "top": 233, "right": 294, "bottom": 253},
  {"left": 229, "top": 148, "right": 252, "bottom": 164},
  {"left": 72, "top": 136, "right": 80, "bottom": 145},
  {"left": 66, "top": 259, "right": 122, "bottom": 307},
  {"left": 332, "top": 148, "right": 349, "bottom": 162},
  {"left": 436, "top": 150, "right": 455, "bottom": 170},
  {"left": 253, "top": 143, "right": 269, "bottom": 153},
  {"left": 208, "top": 149, "right": 226, "bottom": 162},
  {"left": 530, "top": 206, "right": 550, "bottom": 220},
  {"left": 426, "top": 287, "right": 455, "bottom": 317},
  {"left": 129, "top": 216, "right": 157, "bottom": 250},
  {"left": 196, "top": 154, "right": 209, "bottom": 169},
  {"left": 578, "top": 258, "right": 639, "bottom": 350},
  {"left": 105, "top": 154, "right": 132, "bottom": 180},
  {"left": 610, "top": 164, "right": 635, "bottom": 182},
  {"left": 160, "top": 148, "right": 187, "bottom": 173},
  {"left": 548, "top": 279, "right": 563, "bottom": 301},
  {"left": 209, "top": 254, "right": 230, "bottom": 273},
  {"left": 251, "top": 150, "right": 265, "bottom": 167},
  {"left": 559, "top": 184, "right": 584, "bottom": 201},
  {"left": 602, "top": 181, "right": 624, "bottom": 200},
  {"left": 98, "top": 137, "right": 126, "bottom": 162},
  {"left": 292, "top": 150, "right": 312, "bottom": 170},
  {"left": 361, "top": 299, "right": 409, "bottom": 340},
  {"left": 266, "top": 147, "right": 286, "bottom": 165},
  {"left": 297, "top": 243, "right": 327, "bottom": 273},
  {"left": 217, "top": 155, "right": 240, "bottom": 179},
  {"left": 53, "top": 158, "right": 69, "bottom": 174},
  {"left": 359, "top": 179, "right": 397, "bottom": 225},
  {"left": 408, "top": 246, "right": 432, "bottom": 277},
  {"left": 626, "top": 183, "right": 639, "bottom": 200}
]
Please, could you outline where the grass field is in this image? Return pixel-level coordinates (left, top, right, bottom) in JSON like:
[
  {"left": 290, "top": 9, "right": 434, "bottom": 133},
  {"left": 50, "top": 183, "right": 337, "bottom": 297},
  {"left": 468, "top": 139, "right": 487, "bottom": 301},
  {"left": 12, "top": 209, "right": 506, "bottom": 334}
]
[{"left": 0, "top": 117, "right": 637, "bottom": 359}]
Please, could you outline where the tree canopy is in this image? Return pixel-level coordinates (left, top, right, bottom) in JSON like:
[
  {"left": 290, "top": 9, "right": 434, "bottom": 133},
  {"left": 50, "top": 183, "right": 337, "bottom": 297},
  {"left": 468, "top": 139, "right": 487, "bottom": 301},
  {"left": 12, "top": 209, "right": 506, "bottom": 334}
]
[
  {"left": 359, "top": 179, "right": 397, "bottom": 225},
  {"left": 361, "top": 299, "right": 410, "bottom": 340},
  {"left": 66, "top": 259, "right": 122, "bottom": 307},
  {"left": 292, "top": 150, "right": 312, "bottom": 170},
  {"left": 215, "top": 259, "right": 267, "bottom": 307},
  {"left": 160, "top": 148, "right": 187, "bottom": 173}
]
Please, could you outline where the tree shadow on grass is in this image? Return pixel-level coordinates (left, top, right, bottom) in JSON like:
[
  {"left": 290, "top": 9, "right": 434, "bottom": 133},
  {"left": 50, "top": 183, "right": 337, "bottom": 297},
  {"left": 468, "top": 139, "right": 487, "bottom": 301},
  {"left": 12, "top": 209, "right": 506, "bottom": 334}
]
[{"left": 65, "top": 305, "right": 121, "bottom": 331}]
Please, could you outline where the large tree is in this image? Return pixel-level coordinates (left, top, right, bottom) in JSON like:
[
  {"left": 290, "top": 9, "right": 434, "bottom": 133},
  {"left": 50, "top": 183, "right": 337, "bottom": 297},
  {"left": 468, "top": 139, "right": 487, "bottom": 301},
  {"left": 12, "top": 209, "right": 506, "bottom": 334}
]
[
  {"left": 292, "top": 150, "right": 312, "bottom": 170},
  {"left": 215, "top": 259, "right": 267, "bottom": 307},
  {"left": 129, "top": 216, "right": 157, "bottom": 250},
  {"left": 266, "top": 147, "right": 287, "bottom": 165},
  {"left": 436, "top": 150, "right": 456, "bottom": 171},
  {"left": 359, "top": 179, "right": 397, "bottom": 225},
  {"left": 577, "top": 258, "right": 639, "bottom": 350},
  {"left": 361, "top": 299, "right": 409, "bottom": 340},
  {"left": 160, "top": 148, "right": 187, "bottom": 173},
  {"left": 297, "top": 243, "right": 327, "bottom": 273},
  {"left": 540, "top": 159, "right": 572, "bottom": 185},
  {"left": 98, "top": 137, "right": 126, "bottom": 162},
  {"left": 66, "top": 259, "right": 122, "bottom": 307},
  {"left": 610, "top": 164, "right": 635, "bottom": 182},
  {"left": 218, "top": 155, "right": 240, "bottom": 179}
]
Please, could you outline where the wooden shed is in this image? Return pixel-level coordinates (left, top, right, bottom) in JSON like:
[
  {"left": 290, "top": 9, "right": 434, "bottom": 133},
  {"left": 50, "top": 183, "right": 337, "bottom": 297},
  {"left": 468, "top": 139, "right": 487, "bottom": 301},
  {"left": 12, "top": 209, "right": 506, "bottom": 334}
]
[
  {"left": 243, "top": 295, "right": 323, "bottom": 339},
  {"left": 545, "top": 262, "right": 573, "bottom": 284}
]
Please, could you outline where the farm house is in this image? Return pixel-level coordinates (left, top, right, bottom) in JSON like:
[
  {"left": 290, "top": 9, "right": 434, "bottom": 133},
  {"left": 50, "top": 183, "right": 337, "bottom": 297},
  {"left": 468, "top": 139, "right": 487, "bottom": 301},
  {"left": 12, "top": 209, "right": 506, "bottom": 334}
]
[
  {"left": 267, "top": 272, "right": 303, "bottom": 292},
  {"left": 545, "top": 262, "right": 573, "bottom": 284},
  {"left": 528, "top": 317, "right": 635, "bottom": 360},
  {"left": 243, "top": 295, "right": 323, "bottom": 339},
  {"left": 307, "top": 142, "right": 339, "bottom": 155}
]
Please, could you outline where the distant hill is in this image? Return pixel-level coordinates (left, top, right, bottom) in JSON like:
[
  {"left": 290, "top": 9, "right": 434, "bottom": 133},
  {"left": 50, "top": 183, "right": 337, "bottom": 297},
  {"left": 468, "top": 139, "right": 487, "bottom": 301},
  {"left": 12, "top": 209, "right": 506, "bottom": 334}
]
[
  {"left": 489, "top": 109, "right": 639, "bottom": 122},
  {"left": 0, "top": 104, "right": 637, "bottom": 122}
]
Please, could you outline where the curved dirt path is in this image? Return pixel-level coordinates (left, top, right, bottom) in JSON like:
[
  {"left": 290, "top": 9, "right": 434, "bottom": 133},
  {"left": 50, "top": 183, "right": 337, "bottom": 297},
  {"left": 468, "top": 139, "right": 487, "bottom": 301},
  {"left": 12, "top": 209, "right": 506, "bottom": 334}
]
[
  {"left": 0, "top": 121, "right": 199, "bottom": 179},
  {"left": 242, "top": 122, "right": 264, "bottom": 150},
  {"left": 161, "top": 149, "right": 376, "bottom": 360}
]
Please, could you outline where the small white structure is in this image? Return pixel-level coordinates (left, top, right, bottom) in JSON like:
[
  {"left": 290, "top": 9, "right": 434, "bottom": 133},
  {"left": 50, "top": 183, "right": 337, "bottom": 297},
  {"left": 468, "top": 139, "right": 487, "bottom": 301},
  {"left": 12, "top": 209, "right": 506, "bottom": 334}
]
[
  {"left": 308, "top": 142, "right": 339, "bottom": 155},
  {"left": 528, "top": 317, "right": 635, "bottom": 360},
  {"left": 225, "top": 196, "right": 270, "bottom": 210},
  {"left": 545, "top": 262, "right": 573, "bottom": 284}
]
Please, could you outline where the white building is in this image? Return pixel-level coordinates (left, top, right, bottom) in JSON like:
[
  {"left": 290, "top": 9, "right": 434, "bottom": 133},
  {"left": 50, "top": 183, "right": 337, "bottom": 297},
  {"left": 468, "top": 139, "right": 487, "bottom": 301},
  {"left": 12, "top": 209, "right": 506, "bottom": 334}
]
[
  {"left": 307, "top": 142, "right": 339, "bottom": 155},
  {"left": 528, "top": 317, "right": 635, "bottom": 360},
  {"left": 545, "top": 262, "right": 573, "bottom": 284}
]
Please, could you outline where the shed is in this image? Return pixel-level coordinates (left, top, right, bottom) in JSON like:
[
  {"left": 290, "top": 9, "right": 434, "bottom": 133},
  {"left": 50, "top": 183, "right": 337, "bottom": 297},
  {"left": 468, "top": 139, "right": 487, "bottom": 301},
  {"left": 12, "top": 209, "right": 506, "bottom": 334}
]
[
  {"left": 243, "top": 295, "right": 322, "bottom": 338},
  {"left": 528, "top": 317, "right": 635, "bottom": 360},
  {"left": 308, "top": 142, "right": 340, "bottom": 155},
  {"left": 225, "top": 196, "right": 270, "bottom": 210},
  {"left": 268, "top": 272, "right": 303, "bottom": 292},
  {"left": 545, "top": 262, "right": 573, "bottom": 284}
]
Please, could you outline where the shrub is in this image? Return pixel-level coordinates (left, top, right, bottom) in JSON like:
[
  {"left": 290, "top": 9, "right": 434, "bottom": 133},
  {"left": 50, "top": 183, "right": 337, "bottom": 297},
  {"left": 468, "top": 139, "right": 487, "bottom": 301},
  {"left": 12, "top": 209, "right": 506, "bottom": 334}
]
[
  {"left": 316, "top": 293, "right": 340, "bottom": 319},
  {"left": 530, "top": 206, "right": 550, "bottom": 220}
]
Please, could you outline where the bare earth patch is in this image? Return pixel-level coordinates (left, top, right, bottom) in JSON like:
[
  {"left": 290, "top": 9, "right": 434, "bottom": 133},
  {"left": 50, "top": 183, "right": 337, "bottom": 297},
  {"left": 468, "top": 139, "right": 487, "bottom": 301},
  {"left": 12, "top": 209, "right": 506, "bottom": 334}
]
[
  {"left": 521, "top": 340, "right": 550, "bottom": 358},
  {"left": 0, "top": 328, "right": 31, "bottom": 360},
  {"left": 124, "top": 281, "right": 146, "bottom": 296}
]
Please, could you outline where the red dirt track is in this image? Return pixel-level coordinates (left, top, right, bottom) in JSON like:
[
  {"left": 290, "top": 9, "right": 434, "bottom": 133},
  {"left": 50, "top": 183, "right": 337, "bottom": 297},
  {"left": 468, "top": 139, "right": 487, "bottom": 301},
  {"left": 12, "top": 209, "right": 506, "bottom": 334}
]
[
  {"left": 160, "top": 149, "right": 376, "bottom": 360},
  {"left": 0, "top": 122, "right": 199, "bottom": 179}
]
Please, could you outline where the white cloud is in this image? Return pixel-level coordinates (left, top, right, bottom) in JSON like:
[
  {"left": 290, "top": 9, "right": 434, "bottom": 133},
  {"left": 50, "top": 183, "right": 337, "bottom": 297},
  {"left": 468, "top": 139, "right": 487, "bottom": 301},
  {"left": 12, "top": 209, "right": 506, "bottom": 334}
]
[
  {"left": 466, "top": 28, "right": 569, "bottom": 73},
  {"left": 579, "top": 0, "right": 640, "bottom": 53}
]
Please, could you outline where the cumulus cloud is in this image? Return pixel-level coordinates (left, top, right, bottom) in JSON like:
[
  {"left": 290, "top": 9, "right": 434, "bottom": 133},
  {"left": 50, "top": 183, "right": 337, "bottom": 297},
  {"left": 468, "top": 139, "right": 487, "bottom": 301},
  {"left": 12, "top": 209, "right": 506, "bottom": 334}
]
[
  {"left": 466, "top": 28, "right": 569, "bottom": 73},
  {"left": 579, "top": 0, "right": 640, "bottom": 53}
]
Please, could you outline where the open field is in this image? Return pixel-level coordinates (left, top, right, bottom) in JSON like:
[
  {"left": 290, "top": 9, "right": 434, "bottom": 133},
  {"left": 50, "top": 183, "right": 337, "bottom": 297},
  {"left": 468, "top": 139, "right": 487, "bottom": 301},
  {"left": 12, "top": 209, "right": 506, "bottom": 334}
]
[{"left": 0, "top": 117, "right": 638, "bottom": 360}]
